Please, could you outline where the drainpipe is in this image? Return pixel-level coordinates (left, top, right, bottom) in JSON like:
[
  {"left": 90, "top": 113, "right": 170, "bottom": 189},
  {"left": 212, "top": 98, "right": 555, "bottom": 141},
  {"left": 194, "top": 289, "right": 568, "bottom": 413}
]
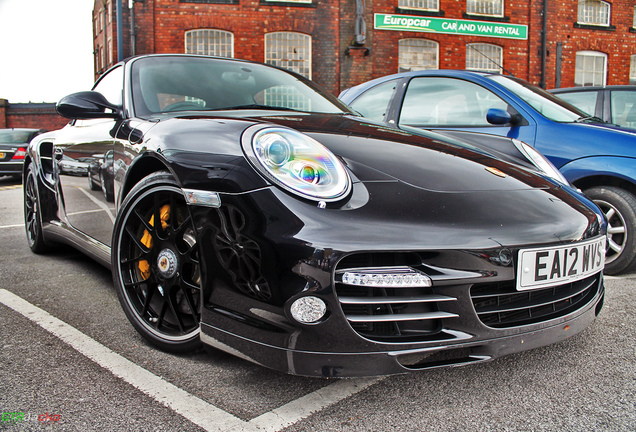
[
  {"left": 117, "top": 0, "right": 123, "bottom": 61},
  {"left": 354, "top": 0, "right": 366, "bottom": 46},
  {"left": 540, "top": 0, "right": 547, "bottom": 88},
  {"left": 130, "top": 0, "right": 136, "bottom": 56}
]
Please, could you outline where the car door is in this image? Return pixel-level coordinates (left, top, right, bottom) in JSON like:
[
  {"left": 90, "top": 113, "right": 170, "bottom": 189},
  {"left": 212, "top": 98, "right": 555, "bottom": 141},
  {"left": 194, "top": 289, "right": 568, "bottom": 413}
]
[
  {"left": 607, "top": 89, "right": 636, "bottom": 130},
  {"left": 55, "top": 65, "right": 124, "bottom": 246},
  {"left": 393, "top": 76, "right": 537, "bottom": 144}
]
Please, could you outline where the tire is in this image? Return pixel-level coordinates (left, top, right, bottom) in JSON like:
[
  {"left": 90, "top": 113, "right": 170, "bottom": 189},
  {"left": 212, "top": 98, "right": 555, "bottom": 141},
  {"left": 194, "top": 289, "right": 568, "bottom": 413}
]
[
  {"left": 112, "top": 172, "right": 202, "bottom": 352},
  {"left": 101, "top": 171, "right": 114, "bottom": 202},
  {"left": 584, "top": 186, "right": 636, "bottom": 275},
  {"left": 23, "top": 164, "right": 48, "bottom": 254},
  {"left": 88, "top": 171, "right": 100, "bottom": 190}
]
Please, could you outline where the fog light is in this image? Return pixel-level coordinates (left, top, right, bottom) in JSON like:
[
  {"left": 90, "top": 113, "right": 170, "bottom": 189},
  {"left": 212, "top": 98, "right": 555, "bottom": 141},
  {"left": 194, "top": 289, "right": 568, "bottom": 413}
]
[
  {"left": 341, "top": 267, "right": 432, "bottom": 287},
  {"left": 290, "top": 296, "right": 327, "bottom": 324}
]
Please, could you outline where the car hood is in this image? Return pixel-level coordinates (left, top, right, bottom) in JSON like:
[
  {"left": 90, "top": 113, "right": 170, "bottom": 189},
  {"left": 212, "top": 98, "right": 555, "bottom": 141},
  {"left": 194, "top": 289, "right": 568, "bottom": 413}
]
[{"left": 258, "top": 114, "right": 554, "bottom": 193}]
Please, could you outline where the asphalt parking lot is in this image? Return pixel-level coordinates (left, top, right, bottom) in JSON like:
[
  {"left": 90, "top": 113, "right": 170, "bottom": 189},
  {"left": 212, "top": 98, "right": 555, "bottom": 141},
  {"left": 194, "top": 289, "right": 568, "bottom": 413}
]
[{"left": 1, "top": 174, "right": 635, "bottom": 431}]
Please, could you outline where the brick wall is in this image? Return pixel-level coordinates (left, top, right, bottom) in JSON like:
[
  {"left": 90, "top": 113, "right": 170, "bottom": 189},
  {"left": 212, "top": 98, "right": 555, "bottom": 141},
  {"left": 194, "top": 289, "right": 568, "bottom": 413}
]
[
  {"left": 130, "top": 0, "right": 342, "bottom": 94},
  {"left": 0, "top": 100, "right": 68, "bottom": 132}
]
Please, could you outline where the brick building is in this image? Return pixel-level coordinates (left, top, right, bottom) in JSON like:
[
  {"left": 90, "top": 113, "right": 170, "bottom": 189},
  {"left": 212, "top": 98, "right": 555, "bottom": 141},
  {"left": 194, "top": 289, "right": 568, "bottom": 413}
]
[{"left": 92, "top": 0, "right": 636, "bottom": 94}]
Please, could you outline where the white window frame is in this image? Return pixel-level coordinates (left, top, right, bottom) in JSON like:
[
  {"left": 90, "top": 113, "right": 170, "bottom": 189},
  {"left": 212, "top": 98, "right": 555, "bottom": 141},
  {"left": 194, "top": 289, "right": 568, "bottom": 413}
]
[
  {"left": 629, "top": 55, "right": 636, "bottom": 85},
  {"left": 398, "top": 0, "right": 439, "bottom": 11},
  {"left": 398, "top": 39, "right": 439, "bottom": 72},
  {"left": 466, "top": 43, "right": 503, "bottom": 73},
  {"left": 264, "top": 32, "right": 312, "bottom": 79},
  {"left": 185, "top": 29, "right": 234, "bottom": 58},
  {"left": 633, "top": 5, "right": 636, "bottom": 28},
  {"left": 575, "top": 51, "right": 607, "bottom": 87},
  {"left": 466, "top": 0, "right": 504, "bottom": 18},
  {"left": 577, "top": 0, "right": 611, "bottom": 26}
]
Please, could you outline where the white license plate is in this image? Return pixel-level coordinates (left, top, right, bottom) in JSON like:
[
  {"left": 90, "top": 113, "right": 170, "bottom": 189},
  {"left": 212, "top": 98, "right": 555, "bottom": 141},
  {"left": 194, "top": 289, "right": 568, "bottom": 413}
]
[{"left": 517, "top": 237, "right": 605, "bottom": 291}]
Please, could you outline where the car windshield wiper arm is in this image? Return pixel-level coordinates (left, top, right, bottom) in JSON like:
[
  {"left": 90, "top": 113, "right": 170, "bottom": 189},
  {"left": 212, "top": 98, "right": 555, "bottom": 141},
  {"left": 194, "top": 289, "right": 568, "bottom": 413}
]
[
  {"left": 575, "top": 115, "right": 605, "bottom": 123},
  {"left": 220, "top": 104, "right": 304, "bottom": 112}
]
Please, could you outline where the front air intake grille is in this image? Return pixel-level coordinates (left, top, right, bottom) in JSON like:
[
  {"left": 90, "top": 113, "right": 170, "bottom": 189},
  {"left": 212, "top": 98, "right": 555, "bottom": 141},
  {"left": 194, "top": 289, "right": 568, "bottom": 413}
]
[
  {"left": 471, "top": 273, "right": 600, "bottom": 328},
  {"left": 335, "top": 253, "right": 458, "bottom": 343}
]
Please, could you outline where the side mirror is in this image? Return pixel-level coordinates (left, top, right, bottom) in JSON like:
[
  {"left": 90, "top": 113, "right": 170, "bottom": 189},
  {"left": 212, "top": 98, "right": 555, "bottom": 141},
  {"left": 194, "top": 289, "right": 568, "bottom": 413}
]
[
  {"left": 486, "top": 108, "right": 513, "bottom": 125},
  {"left": 56, "top": 91, "right": 120, "bottom": 120}
]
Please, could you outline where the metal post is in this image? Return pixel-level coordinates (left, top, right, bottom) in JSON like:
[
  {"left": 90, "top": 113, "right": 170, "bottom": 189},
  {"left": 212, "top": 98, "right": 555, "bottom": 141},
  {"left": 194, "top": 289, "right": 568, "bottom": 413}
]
[
  {"left": 540, "top": 0, "right": 547, "bottom": 89},
  {"left": 555, "top": 42, "right": 563, "bottom": 89},
  {"left": 117, "top": 0, "right": 123, "bottom": 61}
]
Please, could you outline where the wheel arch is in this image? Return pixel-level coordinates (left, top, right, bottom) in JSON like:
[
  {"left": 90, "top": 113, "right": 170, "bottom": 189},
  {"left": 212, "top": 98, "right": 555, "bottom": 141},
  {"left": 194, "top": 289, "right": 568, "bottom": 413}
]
[
  {"left": 572, "top": 174, "right": 636, "bottom": 198},
  {"left": 118, "top": 154, "right": 179, "bottom": 206}
]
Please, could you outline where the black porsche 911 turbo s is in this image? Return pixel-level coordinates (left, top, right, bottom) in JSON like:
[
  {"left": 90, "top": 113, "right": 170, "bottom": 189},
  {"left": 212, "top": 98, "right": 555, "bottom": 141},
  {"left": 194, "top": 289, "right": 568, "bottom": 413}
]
[{"left": 24, "top": 54, "right": 606, "bottom": 377}]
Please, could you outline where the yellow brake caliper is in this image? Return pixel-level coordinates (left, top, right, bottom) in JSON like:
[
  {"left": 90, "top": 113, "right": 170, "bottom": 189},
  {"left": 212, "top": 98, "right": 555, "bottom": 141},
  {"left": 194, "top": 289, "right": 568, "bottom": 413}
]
[{"left": 138, "top": 204, "right": 171, "bottom": 280}]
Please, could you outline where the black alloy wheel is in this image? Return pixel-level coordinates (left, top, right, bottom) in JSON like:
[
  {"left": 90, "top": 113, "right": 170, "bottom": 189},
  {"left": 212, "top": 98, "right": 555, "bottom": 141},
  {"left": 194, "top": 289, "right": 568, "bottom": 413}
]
[
  {"left": 24, "top": 164, "right": 47, "bottom": 253},
  {"left": 585, "top": 186, "right": 636, "bottom": 275},
  {"left": 112, "top": 172, "right": 202, "bottom": 352}
]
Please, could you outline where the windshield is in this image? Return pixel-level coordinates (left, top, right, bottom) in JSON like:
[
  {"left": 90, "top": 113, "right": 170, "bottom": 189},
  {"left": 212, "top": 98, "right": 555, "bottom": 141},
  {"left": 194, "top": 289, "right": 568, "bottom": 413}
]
[
  {"left": 487, "top": 75, "right": 593, "bottom": 123},
  {"left": 131, "top": 56, "right": 353, "bottom": 117},
  {"left": 0, "top": 130, "right": 35, "bottom": 144}
]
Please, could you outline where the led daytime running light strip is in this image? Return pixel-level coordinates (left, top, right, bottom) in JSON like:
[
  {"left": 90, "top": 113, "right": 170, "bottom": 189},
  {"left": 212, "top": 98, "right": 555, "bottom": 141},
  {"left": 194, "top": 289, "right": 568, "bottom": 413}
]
[{"left": 340, "top": 267, "right": 432, "bottom": 287}]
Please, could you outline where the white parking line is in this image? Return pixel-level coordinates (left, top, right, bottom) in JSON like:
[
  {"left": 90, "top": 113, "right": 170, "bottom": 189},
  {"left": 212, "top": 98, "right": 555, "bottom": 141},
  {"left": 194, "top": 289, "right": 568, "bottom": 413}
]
[
  {"left": 0, "top": 289, "right": 381, "bottom": 431},
  {"left": 1, "top": 209, "right": 113, "bottom": 230}
]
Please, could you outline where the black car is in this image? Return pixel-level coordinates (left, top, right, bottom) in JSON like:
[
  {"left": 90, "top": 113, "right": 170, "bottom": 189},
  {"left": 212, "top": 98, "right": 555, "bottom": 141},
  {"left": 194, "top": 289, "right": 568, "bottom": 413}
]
[
  {"left": 24, "top": 54, "right": 606, "bottom": 377},
  {"left": 550, "top": 85, "right": 636, "bottom": 131},
  {"left": 87, "top": 150, "right": 115, "bottom": 201},
  {"left": 0, "top": 128, "right": 44, "bottom": 179}
]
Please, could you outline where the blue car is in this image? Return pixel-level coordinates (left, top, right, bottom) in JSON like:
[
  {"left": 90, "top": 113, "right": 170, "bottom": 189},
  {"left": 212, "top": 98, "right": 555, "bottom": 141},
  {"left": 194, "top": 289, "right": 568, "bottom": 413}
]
[{"left": 340, "top": 70, "right": 636, "bottom": 275}]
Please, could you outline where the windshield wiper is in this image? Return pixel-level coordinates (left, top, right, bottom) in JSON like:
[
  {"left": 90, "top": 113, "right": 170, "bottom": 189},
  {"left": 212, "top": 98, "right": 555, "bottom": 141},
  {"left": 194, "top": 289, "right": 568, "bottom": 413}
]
[
  {"left": 575, "top": 115, "right": 605, "bottom": 123},
  {"left": 221, "top": 104, "right": 304, "bottom": 112}
]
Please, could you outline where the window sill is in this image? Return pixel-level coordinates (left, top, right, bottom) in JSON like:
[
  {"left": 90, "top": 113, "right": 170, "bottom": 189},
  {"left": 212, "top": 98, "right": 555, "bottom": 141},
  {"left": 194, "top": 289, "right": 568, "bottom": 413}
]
[
  {"left": 394, "top": 8, "right": 445, "bottom": 17},
  {"left": 260, "top": 0, "right": 316, "bottom": 7},
  {"left": 573, "top": 23, "right": 616, "bottom": 31},
  {"left": 462, "top": 13, "right": 510, "bottom": 23}
]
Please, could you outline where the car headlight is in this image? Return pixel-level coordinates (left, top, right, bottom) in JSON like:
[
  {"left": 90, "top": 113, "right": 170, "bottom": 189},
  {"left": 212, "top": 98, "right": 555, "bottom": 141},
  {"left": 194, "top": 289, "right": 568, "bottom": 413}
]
[
  {"left": 512, "top": 139, "right": 569, "bottom": 185},
  {"left": 242, "top": 126, "right": 351, "bottom": 202}
]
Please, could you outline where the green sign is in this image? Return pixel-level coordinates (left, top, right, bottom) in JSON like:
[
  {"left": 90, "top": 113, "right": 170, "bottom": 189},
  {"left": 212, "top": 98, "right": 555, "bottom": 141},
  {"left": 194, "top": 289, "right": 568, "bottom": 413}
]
[{"left": 374, "top": 14, "right": 528, "bottom": 40}]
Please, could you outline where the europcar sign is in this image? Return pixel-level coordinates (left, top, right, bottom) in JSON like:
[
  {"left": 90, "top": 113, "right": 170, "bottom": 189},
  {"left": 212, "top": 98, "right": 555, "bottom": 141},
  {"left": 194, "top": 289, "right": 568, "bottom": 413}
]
[{"left": 374, "top": 14, "right": 528, "bottom": 40}]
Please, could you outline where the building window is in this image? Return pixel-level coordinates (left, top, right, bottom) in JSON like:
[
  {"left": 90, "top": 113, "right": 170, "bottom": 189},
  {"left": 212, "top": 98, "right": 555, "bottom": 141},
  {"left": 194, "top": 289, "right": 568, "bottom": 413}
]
[
  {"left": 575, "top": 51, "right": 607, "bottom": 86},
  {"left": 633, "top": 5, "right": 636, "bottom": 28},
  {"left": 264, "top": 32, "right": 311, "bottom": 79},
  {"left": 467, "top": 0, "right": 503, "bottom": 17},
  {"left": 398, "top": 39, "right": 438, "bottom": 72},
  {"left": 398, "top": 0, "right": 439, "bottom": 11},
  {"left": 108, "top": 38, "right": 113, "bottom": 66},
  {"left": 185, "top": 29, "right": 234, "bottom": 57},
  {"left": 630, "top": 55, "right": 636, "bottom": 85},
  {"left": 577, "top": 0, "right": 610, "bottom": 26},
  {"left": 466, "top": 43, "right": 502, "bottom": 72}
]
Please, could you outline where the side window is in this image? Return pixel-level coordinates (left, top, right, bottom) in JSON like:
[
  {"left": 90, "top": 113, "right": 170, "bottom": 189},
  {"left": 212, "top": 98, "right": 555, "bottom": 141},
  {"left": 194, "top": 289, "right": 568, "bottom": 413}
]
[
  {"left": 399, "top": 77, "right": 508, "bottom": 127},
  {"left": 556, "top": 91, "right": 598, "bottom": 116},
  {"left": 610, "top": 90, "right": 636, "bottom": 129},
  {"left": 93, "top": 65, "right": 124, "bottom": 106},
  {"left": 348, "top": 80, "right": 399, "bottom": 123}
]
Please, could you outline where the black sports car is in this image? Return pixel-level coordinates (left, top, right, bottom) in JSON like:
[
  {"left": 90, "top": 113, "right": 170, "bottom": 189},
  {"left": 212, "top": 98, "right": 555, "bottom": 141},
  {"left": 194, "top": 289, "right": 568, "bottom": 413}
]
[{"left": 24, "top": 54, "right": 606, "bottom": 377}]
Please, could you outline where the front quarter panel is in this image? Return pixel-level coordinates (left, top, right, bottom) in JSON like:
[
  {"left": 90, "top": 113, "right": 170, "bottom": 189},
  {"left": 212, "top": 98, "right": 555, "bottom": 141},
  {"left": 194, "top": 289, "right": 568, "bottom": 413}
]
[{"left": 115, "top": 116, "right": 271, "bottom": 205}]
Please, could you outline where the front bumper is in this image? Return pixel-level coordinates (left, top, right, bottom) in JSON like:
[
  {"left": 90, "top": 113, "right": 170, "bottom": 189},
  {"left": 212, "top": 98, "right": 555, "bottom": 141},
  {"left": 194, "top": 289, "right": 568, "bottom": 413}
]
[
  {"left": 188, "top": 181, "right": 605, "bottom": 377},
  {"left": 200, "top": 275, "right": 603, "bottom": 377}
]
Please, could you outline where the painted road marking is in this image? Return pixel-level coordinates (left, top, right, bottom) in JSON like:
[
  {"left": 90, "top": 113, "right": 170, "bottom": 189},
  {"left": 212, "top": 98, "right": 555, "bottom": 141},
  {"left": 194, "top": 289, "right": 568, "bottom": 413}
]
[{"left": 0, "top": 289, "right": 382, "bottom": 431}]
